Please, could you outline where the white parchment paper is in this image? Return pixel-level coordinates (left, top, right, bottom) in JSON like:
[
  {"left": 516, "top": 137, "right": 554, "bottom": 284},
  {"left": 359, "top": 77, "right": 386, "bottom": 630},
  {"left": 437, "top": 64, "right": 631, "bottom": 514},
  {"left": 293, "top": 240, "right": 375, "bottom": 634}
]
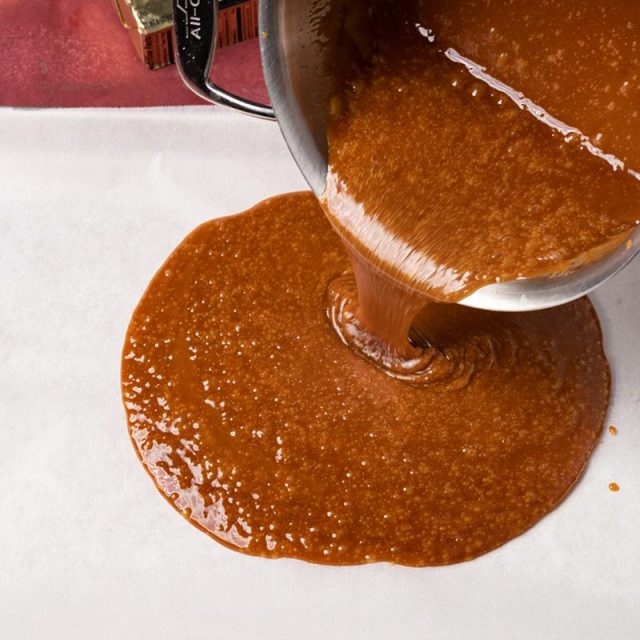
[{"left": 0, "top": 107, "right": 638, "bottom": 640}]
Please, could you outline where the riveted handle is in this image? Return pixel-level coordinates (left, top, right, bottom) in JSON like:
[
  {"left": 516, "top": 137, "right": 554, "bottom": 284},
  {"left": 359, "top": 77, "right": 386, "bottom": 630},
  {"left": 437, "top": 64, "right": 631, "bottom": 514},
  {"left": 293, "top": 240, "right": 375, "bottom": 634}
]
[{"left": 173, "top": 0, "right": 275, "bottom": 120}]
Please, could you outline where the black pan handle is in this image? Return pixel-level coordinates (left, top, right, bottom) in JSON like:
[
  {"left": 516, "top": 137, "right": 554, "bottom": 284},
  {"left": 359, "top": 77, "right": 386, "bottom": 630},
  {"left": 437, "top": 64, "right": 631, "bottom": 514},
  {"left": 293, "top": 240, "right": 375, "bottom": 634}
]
[{"left": 173, "top": 0, "right": 275, "bottom": 119}]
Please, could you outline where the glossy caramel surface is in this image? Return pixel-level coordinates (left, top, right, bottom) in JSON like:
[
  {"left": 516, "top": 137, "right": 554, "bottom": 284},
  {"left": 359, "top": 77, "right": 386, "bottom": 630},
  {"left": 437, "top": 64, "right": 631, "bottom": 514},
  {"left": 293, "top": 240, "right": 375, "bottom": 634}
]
[
  {"left": 122, "top": 193, "right": 609, "bottom": 565},
  {"left": 325, "top": 1, "right": 640, "bottom": 301}
]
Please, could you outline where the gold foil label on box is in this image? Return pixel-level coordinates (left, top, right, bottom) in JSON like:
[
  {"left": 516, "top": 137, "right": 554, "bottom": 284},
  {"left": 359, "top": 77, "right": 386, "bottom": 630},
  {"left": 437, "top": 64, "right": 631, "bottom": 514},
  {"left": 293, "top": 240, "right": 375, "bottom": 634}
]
[{"left": 113, "top": 0, "right": 258, "bottom": 70}]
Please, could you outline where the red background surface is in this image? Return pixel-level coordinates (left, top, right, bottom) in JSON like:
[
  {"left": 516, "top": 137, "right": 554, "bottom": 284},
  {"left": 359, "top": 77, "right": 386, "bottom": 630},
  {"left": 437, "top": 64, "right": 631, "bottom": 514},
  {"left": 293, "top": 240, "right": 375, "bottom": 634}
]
[{"left": 0, "top": 0, "right": 268, "bottom": 107}]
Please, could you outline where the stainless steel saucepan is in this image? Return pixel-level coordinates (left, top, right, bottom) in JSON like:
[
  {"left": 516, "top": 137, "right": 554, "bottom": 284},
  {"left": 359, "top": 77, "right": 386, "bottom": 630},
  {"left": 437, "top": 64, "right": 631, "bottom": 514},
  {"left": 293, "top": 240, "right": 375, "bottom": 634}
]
[{"left": 172, "top": 0, "right": 640, "bottom": 312}]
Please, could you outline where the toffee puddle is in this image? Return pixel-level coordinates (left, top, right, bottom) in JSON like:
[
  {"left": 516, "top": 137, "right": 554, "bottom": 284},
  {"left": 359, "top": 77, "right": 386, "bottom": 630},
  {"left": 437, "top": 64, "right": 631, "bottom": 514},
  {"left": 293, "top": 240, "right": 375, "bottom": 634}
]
[{"left": 122, "top": 193, "right": 609, "bottom": 566}]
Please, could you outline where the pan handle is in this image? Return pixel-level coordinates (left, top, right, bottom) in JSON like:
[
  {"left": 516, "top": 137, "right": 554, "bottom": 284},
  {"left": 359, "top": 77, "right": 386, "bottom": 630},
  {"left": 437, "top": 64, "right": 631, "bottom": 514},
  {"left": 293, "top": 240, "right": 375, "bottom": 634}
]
[{"left": 173, "top": 0, "right": 275, "bottom": 120}]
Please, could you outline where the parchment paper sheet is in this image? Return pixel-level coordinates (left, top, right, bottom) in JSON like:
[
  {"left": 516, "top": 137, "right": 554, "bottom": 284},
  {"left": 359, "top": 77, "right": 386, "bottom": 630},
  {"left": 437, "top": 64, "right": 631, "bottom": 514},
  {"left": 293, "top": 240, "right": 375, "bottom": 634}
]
[{"left": 0, "top": 107, "right": 638, "bottom": 640}]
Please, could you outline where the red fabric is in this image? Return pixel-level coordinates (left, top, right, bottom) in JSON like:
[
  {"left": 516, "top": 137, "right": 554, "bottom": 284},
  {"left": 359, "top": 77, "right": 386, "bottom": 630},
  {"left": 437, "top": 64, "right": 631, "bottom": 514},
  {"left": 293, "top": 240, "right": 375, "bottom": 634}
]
[{"left": 0, "top": 0, "right": 268, "bottom": 107}]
